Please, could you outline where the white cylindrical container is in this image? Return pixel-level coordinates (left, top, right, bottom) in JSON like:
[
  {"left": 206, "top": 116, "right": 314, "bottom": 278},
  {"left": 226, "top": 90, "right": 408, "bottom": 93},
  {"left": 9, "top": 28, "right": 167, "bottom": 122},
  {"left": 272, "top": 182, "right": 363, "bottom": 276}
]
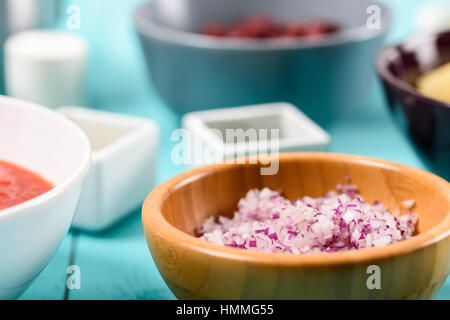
[{"left": 4, "top": 30, "right": 88, "bottom": 109}]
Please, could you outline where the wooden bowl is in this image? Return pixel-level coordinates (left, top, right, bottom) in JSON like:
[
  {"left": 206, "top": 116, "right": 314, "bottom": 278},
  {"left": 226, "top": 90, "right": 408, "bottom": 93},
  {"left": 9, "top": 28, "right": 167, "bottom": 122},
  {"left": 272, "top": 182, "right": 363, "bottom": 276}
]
[{"left": 142, "top": 153, "right": 450, "bottom": 299}]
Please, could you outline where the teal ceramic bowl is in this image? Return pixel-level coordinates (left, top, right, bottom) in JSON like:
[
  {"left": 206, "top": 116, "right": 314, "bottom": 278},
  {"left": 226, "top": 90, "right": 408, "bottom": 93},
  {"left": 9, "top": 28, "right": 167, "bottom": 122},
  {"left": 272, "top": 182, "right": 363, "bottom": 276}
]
[{"left": 134, "top": 0, "right": 391, "bottom": 125}]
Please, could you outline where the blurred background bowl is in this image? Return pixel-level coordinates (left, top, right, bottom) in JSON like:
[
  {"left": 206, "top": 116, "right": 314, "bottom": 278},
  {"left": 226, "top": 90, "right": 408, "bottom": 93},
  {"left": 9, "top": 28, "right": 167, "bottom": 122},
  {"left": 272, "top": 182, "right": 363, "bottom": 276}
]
[
  {"left": 134, "top": 0, "right": 391, "bottom": 125},
  {"left": 377, "top": 30, "right": 450, "bottom": 181},
  {"left": 0, "top": 96, "right": 90, "bottom": 299}
]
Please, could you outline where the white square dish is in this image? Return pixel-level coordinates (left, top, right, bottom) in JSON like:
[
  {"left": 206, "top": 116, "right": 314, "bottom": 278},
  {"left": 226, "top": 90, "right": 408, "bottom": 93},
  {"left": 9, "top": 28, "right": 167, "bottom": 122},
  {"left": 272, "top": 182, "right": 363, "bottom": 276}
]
[
  {"left": 59, "top": 107, "right": 159, "bottom": 231},
  {"left": 182, "top": 102, "right": 330, "bottom": 166}
]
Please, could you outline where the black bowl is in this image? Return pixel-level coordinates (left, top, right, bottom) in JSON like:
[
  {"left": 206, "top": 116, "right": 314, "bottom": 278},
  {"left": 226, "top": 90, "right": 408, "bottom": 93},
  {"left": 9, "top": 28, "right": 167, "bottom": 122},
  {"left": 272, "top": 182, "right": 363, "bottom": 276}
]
[{"left": 377, "top": 30, "right": 450, "bottom": 181}]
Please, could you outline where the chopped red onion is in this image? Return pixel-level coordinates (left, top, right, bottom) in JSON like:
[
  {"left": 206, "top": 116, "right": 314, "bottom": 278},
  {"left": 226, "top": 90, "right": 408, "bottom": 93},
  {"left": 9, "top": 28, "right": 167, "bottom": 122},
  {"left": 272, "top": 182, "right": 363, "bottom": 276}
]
[
  {"left": 198, "top": 184, "right": 417, "bottom": 254},
  {"left": 402, "top": 199, "right": 415, "bottom": 209}
]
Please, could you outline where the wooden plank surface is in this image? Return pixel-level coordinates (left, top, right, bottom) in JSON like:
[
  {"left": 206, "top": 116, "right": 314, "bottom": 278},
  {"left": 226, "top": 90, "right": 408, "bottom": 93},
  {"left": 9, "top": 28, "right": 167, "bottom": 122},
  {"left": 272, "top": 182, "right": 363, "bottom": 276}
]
[
  {"left": 19, "top": 235, "right": 73, "bottom": 300},
  {"left": 68, "top": 212, "right": 175, "bottom": 300},
  {"left": 19, "top": 0, "right": 450, "bottom": 300}
]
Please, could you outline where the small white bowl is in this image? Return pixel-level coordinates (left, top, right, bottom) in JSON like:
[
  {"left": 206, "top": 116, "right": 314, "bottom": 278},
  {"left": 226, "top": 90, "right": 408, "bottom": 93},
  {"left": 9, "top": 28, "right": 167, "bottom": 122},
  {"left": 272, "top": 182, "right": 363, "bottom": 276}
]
[
  {"left": 182, "top": 102, "right": 330, "bottom": 166},
  {"left": 0, "top": 96, "right": 91, "bottom": 299},
  {"left": 58, "top": 107, "right": 160, "bottom": 231}
]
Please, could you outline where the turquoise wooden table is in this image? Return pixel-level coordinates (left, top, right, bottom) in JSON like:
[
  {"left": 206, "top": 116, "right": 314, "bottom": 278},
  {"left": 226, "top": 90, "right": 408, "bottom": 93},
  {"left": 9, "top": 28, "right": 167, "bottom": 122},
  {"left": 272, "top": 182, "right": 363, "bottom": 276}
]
[{"left": 19, "top": 0, "right": 450, "bottom": 300}]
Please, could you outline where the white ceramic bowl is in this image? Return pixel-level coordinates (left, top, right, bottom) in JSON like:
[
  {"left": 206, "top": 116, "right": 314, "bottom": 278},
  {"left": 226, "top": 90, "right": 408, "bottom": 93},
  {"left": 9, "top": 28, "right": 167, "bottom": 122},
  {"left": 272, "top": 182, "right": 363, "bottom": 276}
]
[
  {"left": 58, "top": 106, "right": 159, "bottom": 231},
  {"left": 0, "top": 96, "right": 91, "bottom": 299},
  {"left": 182, "top": 102, "right": 330, "bottom": 167}
]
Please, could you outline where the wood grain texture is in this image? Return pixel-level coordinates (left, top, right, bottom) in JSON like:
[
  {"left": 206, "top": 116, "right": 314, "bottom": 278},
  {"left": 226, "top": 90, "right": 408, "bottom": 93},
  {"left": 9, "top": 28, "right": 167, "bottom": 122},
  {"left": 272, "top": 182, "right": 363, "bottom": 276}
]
[{"left": 142, "top": 153, "right": 450, "bottom": 299}]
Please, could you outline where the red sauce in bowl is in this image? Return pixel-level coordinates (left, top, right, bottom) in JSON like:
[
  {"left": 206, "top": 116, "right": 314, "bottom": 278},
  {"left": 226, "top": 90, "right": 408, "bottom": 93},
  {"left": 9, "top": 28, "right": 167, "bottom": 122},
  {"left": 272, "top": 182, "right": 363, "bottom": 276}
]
[{"left": 0, "top": 160, "right": 54, "bottom": 211}]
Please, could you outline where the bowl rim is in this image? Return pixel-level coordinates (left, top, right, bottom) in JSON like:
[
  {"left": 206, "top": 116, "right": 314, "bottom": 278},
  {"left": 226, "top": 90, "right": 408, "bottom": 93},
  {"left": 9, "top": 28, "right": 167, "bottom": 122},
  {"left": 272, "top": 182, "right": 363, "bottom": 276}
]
[
  {"left": 376, "top": 30, "right": 450, "bottom": 110},
  {"left": 0, "top": 96, "right": 91, "bottom": 221},
  {"left": 142, "top": 153, "right": 450, "bottom": 267},
  {"left": 134, "top": 0, "right": 391, "bottom": 51}
]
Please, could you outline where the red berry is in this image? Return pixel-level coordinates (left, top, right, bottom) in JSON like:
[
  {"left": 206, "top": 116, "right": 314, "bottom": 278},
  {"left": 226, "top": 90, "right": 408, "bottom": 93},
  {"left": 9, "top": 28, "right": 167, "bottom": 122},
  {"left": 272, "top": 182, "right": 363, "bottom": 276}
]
[
  {"left": 284, "top": 23, "right": 307, "bottom": 37},
  {"left": 304, "top": 20, "right": 340, "bottom": 37},
  {"left": 202, "top": 22, "right": 227, "bottom": 37}
]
